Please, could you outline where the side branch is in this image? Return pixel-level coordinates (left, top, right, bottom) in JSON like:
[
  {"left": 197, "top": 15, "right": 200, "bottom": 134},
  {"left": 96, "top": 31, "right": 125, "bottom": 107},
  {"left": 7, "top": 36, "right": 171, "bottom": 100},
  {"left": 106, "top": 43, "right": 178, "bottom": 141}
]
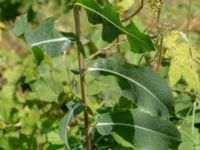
[
  {"left": 86, "top": 39, "right": 127, "bottom": 61},
  {"left": 122, "top": 0, "right": 144, "bottom": 22}
]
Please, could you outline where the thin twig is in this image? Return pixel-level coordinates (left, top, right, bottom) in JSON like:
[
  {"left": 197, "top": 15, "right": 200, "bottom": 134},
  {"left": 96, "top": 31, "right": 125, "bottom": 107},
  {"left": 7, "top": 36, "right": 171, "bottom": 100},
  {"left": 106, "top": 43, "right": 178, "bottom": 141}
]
[
  {"left": 116, "top": 37, "right": 120, "bottom": 53},
  {"left": 156, "top": 35, "right": 163, "bottom": 71},
  {"left": 86, "top": 39, "right": 128, "bottom": 61},
  {"left": 172, "top": 88, "right": 196, "bottom": 97},
  {"left": 137, "top": 54, "right": 144, "bottom": 65},
  {"left": 156, "top": 10, "right": 160, "bottom": 33},
  {"left": 72, "top": 78, "right": 76, "bottom": 97},
  {"left": 180, "top": 9, "right": 200, "bottom": 30},
  {"left": 193, "top": 58, "right": 200, "bottom": 64},
  {"left": 192, "top": 101, "right": 196, "bottom": 134},
  {"left": 74, "top": 7, "right": 92, "bottom": 150},
  {"left": 179, "top": 105, "right": 193, "bottom": 127},
  {"left": 155, "top": 0, "right": 163, "bottom": 71},
  {"left": 98, "top": 0, "right": 104, "bottom": 5},
  {"left": 187, "top": 0, "right": 193, "bottom": 70},
  {"left": 156, "top": 0, "right": 163, "bottom": 33},
  {"left": 187, "top": 0, "right": 192, "bottom": 36},
  {"left": 122, "top": 0, "right": 144, "bottom": 22}
]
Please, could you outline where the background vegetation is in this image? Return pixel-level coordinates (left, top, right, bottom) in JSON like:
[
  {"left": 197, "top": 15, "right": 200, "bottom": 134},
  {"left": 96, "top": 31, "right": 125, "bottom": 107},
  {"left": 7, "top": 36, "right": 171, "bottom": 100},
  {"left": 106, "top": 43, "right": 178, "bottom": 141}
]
[{"left": 0, "top": 0, "right": 199, "bottom": 149}]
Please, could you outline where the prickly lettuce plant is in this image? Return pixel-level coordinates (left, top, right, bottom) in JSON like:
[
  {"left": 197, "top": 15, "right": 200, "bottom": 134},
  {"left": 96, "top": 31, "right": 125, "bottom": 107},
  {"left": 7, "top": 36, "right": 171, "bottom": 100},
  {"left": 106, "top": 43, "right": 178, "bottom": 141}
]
[{"left": 14, "top": 0, "right": 182, "bottom": 149}]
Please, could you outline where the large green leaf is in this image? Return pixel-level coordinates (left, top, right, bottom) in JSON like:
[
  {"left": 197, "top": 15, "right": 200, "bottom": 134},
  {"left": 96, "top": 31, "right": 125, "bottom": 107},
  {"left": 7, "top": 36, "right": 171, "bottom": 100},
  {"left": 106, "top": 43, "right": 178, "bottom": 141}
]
[
  {"left": 30, "top": 56, "right": 69, "bottom": 102},
  {"left": 31, "top": 77, "right": 63, "bottom": 102},
  {"left": 75, "top": 0, "right": 154, "bottom": 53},
  {"left": 13, "top": 15, "right": 73, "bottom": 56},
  {"left": 86, "top": 56, "right": 175, "bottom": 117},
  {"left": 59, "top": 100, "right": 84, "bottom": 150},
  {"left": 95, "top": 109, "right": 181, "bottom": 150}
]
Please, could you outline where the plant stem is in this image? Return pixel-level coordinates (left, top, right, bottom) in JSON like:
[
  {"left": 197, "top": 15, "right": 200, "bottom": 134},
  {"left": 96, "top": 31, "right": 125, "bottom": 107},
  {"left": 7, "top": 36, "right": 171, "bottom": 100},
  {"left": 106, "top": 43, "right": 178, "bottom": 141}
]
[
  {"left": 156, "top": 0, "right": 162, "bottom": 34},
  {"left": 156, "top": 35, "right": 163, "bottom": 71},
  {"left": 187, "top": 0, "right": 192, "bottom": 36},
  {"left": 116, "top": 37, "right": 120, "bottom": 53},
  {"left": 86, "top": 39, "right": 127, "bottom": 61},
  {"left": 192, "top": 100, "right": 196, "bottom": 135},
  {"left": 122, "top": 0, "right": 144, "bottom": 22},
  {"left": 73, "top": 6, "right": 92, "bottom": 150}
]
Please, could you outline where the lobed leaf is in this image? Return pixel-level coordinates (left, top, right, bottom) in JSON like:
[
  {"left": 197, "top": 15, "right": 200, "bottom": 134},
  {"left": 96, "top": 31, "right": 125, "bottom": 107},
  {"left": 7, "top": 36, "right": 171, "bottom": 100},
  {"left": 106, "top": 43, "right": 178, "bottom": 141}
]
[
  {"left": 14, "top": 15, "right": 74, "bottom": 57},
  {"left": 75, "top": 0, "right": 154, "bottom": 53}
]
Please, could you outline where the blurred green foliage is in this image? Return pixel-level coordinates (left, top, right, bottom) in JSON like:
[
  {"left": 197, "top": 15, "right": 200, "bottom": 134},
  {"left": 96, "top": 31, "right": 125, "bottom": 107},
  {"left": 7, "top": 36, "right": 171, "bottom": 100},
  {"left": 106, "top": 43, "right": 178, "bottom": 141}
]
[{"left": 0, "top": 0, "right": 200, "bottom": 149}]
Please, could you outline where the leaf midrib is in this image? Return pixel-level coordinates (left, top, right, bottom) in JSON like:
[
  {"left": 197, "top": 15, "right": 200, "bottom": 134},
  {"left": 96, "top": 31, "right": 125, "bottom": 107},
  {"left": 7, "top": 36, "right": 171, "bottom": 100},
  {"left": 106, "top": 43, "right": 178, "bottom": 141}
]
[
  {"left": 87, "top": 67, "right": 167, "bottom": 110},
  {"left": 31, "top": 37, "right": 70, "bottom": 47},
  {"left": 96, "top": 122, "right": 181, "bottom": 142}
]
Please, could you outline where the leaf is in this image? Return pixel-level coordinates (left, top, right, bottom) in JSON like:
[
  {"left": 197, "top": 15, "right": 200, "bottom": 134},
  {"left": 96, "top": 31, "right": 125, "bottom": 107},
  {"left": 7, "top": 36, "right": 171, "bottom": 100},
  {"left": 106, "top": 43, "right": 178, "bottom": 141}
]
[
  {"left": 32, "top": 46, "right": 44, "bottom": 65},
  {"left": 19, "top": 106, "right": 39, "bottom": 135},
  {"left": 0, "top": 95, "right": 13, "bottom": 120},
  {"left": 14, "top": 15, "right": 73, "bottom": 56},
  {"left": 168, "top": 60, "right": 182, "bottom": 86},
  {"left": 86, "top": 78, "right": 107, "bottom": 96},
  {"left": 95, "top": 109, "right": 181, "bottom": 150},
  {"left": 75, "top": 0, "right": 154, "bottom": 53},
  {"left": 59, "top": 101, "right": 84, "bottom": 149},
  {"left": 112, "top": 132, "right": 136, "bottom": 149},
  {"left": 174, "top": 94, "right": 192, "bottom": 114},
  {"left": 47, "top": 130, "right": 63, "bottom": 145},
  {"left": 31, "top": 77, "right": 63, "bottom": 102},
  {"left": 13, "top": 14, "right": 28, "bottom": 37},
  {"left": 164, "top": 30, "right": 200, "bottom": 95},
  {"left": 178, "top": 122, "right": 200, "bottom": 150},
  {"left": 30, "top": 55, "right": 71, "bottom": 102},
  {"left": 86, "top": 56, "right": 175, "bottom": 117}
]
